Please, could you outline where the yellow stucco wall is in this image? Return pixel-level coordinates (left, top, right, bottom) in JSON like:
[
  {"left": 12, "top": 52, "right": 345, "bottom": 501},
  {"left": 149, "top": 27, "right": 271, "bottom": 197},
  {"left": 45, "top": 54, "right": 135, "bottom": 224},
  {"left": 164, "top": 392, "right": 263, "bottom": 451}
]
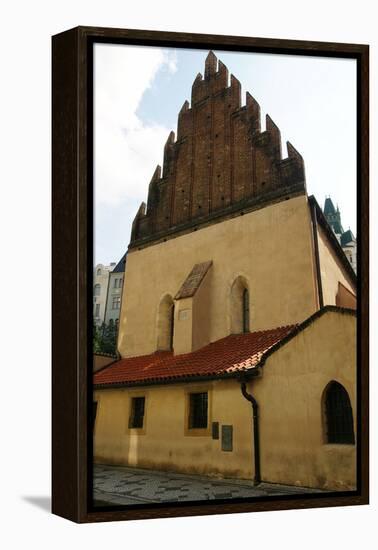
[
  {"left": 317, "top": 224, "right": 356, "bottom": 306},
  {"left": 94, "top": 310, "right": 356, "bottom": 489},
  {"left": 251, "top": 309, "right": 356, "bottom": 490},
  {"left": 94, "top": 379, "right": 254, "bottom": 479},
  {"left": 118, "top": 195, "right": 319, "bottom": 358}
]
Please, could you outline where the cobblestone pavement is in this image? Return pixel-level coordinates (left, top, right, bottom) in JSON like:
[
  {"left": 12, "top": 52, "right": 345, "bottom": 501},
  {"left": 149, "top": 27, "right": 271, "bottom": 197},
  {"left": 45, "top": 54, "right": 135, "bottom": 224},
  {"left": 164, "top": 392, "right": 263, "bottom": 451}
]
[{"left": 93, "top": 464, "right": 324, "bottom": 506}]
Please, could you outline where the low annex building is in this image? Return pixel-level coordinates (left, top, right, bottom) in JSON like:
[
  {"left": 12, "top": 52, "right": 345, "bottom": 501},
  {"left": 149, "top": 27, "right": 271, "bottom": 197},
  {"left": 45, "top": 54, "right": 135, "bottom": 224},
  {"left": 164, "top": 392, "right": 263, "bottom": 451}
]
[{"left": 93, "top": 52, "right": 357, "bottom": 491}]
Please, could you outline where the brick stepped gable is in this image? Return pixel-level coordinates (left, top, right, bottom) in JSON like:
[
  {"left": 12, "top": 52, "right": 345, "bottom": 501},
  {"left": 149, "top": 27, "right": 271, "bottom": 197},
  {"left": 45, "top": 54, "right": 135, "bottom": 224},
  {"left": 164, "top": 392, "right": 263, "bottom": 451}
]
[{"left": 130, "top": 51, "right": 306, "bottom": 247}]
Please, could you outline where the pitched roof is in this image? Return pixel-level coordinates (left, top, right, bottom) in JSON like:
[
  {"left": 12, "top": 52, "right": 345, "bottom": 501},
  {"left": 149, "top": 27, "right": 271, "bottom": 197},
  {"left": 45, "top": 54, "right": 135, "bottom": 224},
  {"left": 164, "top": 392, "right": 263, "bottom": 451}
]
[
  {"left": 340, "top": 229, "right": 355, "bottom": 247},
  {"left": 112, "top": 253, "right": 127, "bottom": 273},
  {"left": 175, "top": 260, "right": 212, "bottom": 300},
  {"left": 324, "top": 197, "right": 336, "bottom": 216},
  {"left": 93, "top": 325, "right": 295, "bottom": 388}
]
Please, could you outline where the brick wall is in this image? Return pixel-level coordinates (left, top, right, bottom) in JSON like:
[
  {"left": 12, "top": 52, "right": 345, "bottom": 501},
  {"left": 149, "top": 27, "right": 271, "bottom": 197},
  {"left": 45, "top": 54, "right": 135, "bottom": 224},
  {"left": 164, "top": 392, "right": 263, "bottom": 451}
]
[{"left": 130, "top": 51, "right": 306, "bottom": 246}]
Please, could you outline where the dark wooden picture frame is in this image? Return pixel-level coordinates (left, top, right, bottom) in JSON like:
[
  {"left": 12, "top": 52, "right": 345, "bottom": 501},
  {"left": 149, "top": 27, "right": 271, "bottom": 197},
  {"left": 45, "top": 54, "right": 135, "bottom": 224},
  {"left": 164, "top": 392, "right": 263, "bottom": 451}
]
[{"left": 52, "top": 26, "right": 369, "bottom": 523}]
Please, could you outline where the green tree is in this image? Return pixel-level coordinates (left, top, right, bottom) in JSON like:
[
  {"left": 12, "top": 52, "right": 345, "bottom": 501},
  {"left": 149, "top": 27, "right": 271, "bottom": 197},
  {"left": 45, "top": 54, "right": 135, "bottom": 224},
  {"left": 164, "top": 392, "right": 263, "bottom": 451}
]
[
  {"left": 93, "top": 322, "right": 102, "bottom": 353},
  {"left": 93, "top": 320, "right": 119, "bottom": 355}
]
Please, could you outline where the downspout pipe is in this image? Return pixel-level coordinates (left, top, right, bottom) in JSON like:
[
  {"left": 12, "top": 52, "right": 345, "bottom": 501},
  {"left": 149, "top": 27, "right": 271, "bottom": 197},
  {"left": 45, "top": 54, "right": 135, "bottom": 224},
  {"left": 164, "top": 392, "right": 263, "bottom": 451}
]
[{"left": 240, "top": 377, "right": 261, "bottom": 485}]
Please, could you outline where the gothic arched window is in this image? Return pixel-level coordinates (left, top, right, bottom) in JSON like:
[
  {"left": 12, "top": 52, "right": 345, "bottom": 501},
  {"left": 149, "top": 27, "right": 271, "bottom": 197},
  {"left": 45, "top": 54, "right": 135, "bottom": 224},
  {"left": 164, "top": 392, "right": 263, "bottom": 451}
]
[
  {"left": 242, "top": 288, "right": 250, "bottom": 333},
  {"left": 157, "top": 295, "right": 175, "bottom": 351},
  {"left": 230, "top": 276, "right": 250, "bottom": 334},
  {"left": 323, "top": 381, "right": 355, "bottom": 444}
]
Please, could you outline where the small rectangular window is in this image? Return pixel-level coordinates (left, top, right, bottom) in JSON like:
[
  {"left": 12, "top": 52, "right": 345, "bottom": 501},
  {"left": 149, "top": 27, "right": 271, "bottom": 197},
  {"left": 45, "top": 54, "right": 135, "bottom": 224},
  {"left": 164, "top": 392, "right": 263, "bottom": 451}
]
[
  {"left": 129, "top": 397, "right": 145, "bottom": 429},
  {"left": 113, "top": 278, "right": 118, "bottom": 288},
  {"left": 94, "top": 303, "right": 100, "bottom": 317},
  {"left": 189, "top": 392, "right": 208, "bottom": 429},
  {"left": 112, "top": 296, "right": 121, "bottom": 309}
]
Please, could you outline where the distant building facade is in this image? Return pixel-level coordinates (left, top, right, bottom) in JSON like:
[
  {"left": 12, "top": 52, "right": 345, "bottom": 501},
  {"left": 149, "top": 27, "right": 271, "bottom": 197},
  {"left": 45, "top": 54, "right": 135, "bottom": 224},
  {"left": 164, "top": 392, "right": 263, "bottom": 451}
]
[
  {"left": 93, "top": 262, "right": 116, "bottom": 326},
  {"left": 104, "top": 253, "right": 127, "bottom": 326},
  {"left": 323, "top": 197, "right": 357, "bottom": 273}
]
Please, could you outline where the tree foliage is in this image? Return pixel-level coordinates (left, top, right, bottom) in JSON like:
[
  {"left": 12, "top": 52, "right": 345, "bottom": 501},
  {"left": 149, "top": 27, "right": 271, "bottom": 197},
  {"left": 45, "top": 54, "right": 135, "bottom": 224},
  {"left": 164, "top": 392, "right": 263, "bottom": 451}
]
[{"left": 93, "top": 319, "right": 118, "bottom": 355}]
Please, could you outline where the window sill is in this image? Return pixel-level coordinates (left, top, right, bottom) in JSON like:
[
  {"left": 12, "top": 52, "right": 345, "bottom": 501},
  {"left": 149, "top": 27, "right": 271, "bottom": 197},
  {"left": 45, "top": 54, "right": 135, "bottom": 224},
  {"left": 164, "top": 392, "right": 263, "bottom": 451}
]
[
  {"left": 184, "top": 427, "right": 211, "bottom": 437},
  {"left": 127, "top": 427, "right": 146, "bottom": 436},
  {"left": 322, "top": 443, "right": 356, "bottom": 448}
]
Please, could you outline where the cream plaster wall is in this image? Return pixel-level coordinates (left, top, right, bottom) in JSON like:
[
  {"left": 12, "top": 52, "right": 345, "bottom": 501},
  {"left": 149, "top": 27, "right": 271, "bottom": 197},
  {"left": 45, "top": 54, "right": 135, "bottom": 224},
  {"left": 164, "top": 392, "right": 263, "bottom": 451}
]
[
  {"left": 118, "top": 195, "right": 319, "bottom": 358},
  {"left": 251, "top": 309, "right": 356, "bottom": 490},
  {"left": 94, "top": 379, "right": 254, "bottom": 479},
  {"left": 317, "top": 224, "right": 356, "bottom": 306}
]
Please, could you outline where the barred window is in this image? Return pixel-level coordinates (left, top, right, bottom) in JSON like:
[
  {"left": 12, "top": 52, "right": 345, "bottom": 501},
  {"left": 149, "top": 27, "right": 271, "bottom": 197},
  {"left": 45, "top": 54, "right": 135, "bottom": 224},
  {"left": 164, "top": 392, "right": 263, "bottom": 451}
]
[
  {"left": 189, "top": 392, "right": 208, "bottom": 429},
  {"left": 129, "top": 397, "right": 145, "bottom": 429},
  {"left": 243, "top": 288, "right": 250, "bottom": 333},
  {"left": 169, "top": 304, "right": 174, "bottom": 350},
  {"left": 324, "top": 382, "right": 355, "bottom": 444},
  {"left": 230, "top": 276, "right": 250, "bottom": 334}
]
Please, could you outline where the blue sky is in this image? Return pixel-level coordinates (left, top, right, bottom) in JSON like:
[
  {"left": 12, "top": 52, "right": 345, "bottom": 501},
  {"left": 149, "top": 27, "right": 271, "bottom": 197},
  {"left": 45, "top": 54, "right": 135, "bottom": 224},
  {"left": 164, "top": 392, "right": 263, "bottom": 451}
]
[{"left": 94, "top": 45, "right": 356, "bottom": 266}]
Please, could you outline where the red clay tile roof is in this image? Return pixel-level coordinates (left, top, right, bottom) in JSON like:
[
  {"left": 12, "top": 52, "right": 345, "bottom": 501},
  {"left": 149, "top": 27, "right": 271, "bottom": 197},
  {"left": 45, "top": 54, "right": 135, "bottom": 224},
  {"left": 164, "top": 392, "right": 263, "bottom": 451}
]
[{"left": 94, "top": 325, "right": 296, "bottom": 387}]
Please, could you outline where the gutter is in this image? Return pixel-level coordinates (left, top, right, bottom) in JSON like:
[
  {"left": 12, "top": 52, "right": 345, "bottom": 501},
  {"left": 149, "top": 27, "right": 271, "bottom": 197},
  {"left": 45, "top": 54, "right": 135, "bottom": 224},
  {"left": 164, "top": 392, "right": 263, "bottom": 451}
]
[
  {"left": 239, "top": 373, "right": 261, "bottom": 485},
  {"left": 94, "top": 369, "right": 254, "bottom": 390}
]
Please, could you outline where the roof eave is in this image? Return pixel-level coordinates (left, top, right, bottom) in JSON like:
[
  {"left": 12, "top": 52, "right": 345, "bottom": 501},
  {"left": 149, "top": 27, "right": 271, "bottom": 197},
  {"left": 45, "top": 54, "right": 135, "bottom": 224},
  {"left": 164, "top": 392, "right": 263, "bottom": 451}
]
[{"left": 93, "top": 366, "right": 261, "bottom": 390}]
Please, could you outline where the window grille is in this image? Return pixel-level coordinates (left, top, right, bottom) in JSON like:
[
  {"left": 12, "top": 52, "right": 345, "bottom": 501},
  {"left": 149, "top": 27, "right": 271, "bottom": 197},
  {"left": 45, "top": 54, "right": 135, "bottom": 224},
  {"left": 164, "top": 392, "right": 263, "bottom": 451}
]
[
  {"left": 189, "top": 392, "right": 208, "bottom": 429},
  {"left": 129, "top": 397, "right": 145, "bottom": 429},
  {"left": 325, "top": 382, "right": 355, "bottom": 444},
  {"left": 169, "top": 304, "right": 174, "bottom": 350},
  {"left": 243, "top": 288, "right": 250, "bottom": 333}
]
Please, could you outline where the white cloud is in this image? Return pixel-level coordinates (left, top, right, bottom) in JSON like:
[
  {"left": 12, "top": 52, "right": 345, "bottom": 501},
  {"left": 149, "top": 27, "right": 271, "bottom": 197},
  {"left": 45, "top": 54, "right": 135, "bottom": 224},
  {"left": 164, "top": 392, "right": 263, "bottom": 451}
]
[{"left": 94, "top": 44, "right": 176, "bottom": 206}]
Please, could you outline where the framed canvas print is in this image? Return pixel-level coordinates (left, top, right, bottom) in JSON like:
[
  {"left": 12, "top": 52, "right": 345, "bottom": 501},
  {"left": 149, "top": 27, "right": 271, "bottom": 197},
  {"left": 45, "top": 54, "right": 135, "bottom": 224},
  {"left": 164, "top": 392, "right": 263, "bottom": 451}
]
[{"left": 52, "top": 27, "right": 369, "bottom": 523}]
